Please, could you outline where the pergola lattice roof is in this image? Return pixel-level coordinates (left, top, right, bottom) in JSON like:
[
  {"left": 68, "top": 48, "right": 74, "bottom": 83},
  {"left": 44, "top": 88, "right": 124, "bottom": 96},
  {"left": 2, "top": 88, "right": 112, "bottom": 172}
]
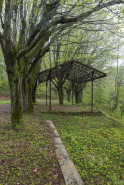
[{"left": 37, "top": 60, "right": 107, "bottom": 84}]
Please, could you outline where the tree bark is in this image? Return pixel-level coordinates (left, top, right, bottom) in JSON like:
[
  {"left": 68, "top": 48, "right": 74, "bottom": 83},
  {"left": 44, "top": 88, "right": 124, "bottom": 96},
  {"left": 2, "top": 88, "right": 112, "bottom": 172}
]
[
  {"left": 9, "top": 73, "right": 23, "bottom": 130},
  {"left": 22, "top": 79, "right": 34, "bottom": 113},
  {"left": 28, "top": 83, "right": 34, "bottom": 113},
  {"left": 66, "top": 90, "right": 71, "bottom": 102},
  {"left": 75, "top": 91, "right": 83, "bottom": 104},
  {"left": 78, "top": 91, "right": 83, "bottom": 103},
  {"left": 75, "top": 92, "right": 79, "bottom": 104},
  {"left": 58, "top": 86, "right": 64, "bottom": 105},
  {"left": 0, "top": 33, "right": 24, "bottom": 130},
  {"left": 22, "top": 79, "right": 28, "bottom": 113},
  {"left": 32, "top": 82, "right": 37, "bottom": 103}
]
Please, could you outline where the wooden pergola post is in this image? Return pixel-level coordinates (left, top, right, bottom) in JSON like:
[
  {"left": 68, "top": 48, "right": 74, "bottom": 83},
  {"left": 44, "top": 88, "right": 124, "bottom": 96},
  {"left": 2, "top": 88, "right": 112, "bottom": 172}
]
[
  {"left": 91, "top": 71, "right": 94, "bottom": 112},
  {"left": 49, "top": 72, "right": 51, "bottom": 112},
  {"left": 72, "top": 82, "right": 74, "bottom": 105},
  {"left": 46, "top": 81, "right": 47, "bottom": 106}
]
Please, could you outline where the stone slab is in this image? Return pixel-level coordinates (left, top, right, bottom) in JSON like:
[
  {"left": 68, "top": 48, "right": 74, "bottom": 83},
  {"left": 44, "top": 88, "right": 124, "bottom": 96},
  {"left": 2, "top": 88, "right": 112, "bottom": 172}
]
[{"left": 47, "top": 120, "right": 84, "bottom": 185}]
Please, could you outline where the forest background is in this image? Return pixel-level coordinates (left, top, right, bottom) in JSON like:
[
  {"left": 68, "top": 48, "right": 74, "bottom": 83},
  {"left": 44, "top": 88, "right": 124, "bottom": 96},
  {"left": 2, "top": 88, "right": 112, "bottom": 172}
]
[{"left": 1, "top": 0, "right": 124, "bottom": 128}]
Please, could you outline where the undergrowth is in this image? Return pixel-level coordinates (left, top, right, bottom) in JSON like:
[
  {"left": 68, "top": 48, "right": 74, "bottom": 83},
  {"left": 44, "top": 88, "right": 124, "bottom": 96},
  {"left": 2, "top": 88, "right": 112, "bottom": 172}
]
[
  {"left": 54, "top": 116, "right": 124, "bottom": 185},
  {"left": 39, "top": 108, "right": 124, "bottom": 185}
]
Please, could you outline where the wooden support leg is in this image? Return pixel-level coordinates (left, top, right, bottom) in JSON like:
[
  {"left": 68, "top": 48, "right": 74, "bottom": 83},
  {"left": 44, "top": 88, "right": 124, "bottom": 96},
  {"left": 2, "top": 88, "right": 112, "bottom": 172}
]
[
  {"left": 91, "top": 72, "right": 94, "bottom": 112},
  {"left": 72, "top": 82, "right": 73, "bottom": 105},
  {"left": 49, "top": 78, "right": 51, "bottom": 111},
  {"left": 46, "top": 81, "right": 47, "bottom": 106}
]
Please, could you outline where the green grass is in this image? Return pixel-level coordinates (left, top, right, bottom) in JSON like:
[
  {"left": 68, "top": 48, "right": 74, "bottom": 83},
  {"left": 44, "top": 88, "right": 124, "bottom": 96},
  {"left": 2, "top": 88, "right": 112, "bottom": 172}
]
[
  {"left": 92, "top": 103, "right": 124, "bottom": 127},
  {"left": 39, "top": 109, "right": 124, "bottom": 185},
  {"left": 0, "top": 100, "right": 10, "bottom": 105}
]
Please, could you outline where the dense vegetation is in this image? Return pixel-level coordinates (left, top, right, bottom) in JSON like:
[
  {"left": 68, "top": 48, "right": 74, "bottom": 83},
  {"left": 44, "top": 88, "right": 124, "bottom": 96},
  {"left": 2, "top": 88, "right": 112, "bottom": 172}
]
[
  {"left": 0, "top": 49, "right": 9, "bottom": 95},
  {"left": 54, "top": 115, "right": 124, "bottom": 185}
]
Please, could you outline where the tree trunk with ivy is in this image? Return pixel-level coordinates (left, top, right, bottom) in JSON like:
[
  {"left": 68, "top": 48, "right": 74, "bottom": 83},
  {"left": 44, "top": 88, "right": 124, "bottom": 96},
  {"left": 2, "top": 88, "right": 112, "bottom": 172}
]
[
  {"left": 9, "top": 71, "right": 23, "bottom": 130},
  {"left": 22, "top": 79, "right": 34, "bottom": 114},
  {"left": 22, "top": 78, "right": 28, "bottom": 113},
  {"left": 0, "top": 33, "right": 24, "bottom": 129},
  {"left": 32, "top": 82, "right": 37, "bottom": 103},
  {"left": 28, "top": 83, "right": 34, "bottom": 113},
  {"left": 0, "top": 28, "right": 24, "bottom": 130},
  {"left": 22, "top": 79, "right": 34, "bottom": 113}
]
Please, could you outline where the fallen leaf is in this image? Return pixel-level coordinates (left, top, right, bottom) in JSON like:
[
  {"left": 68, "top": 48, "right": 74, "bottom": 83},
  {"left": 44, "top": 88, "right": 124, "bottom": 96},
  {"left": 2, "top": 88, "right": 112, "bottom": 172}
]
[{"left": 33, "top": 168, "right": 38, "bottom": 173}]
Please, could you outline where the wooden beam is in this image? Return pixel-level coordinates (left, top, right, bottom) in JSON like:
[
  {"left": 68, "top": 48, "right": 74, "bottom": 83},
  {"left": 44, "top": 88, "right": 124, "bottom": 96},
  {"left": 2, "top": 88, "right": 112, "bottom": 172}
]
[{"left": 72, "top": 82, "right": 74, "bottom": 105}]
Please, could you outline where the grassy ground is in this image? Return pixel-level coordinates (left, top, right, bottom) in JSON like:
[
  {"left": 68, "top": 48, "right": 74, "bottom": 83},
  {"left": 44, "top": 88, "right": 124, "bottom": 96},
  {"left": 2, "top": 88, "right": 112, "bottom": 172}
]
[
  {"left": 1, "top": 99, "right": 124, "bottom": 185},
  {"left": 0, "top": 100, "right": 10, "bottom": 105},
  {"left": 0, "top": 107, "right": 65, "bottom": 185},
  {"left": 54, "top": 116, "right": 124, "bottom": 185},
  {"left": 34, "top": 102, "right": 124, "bottom": 185},
  {"left": 93, "top": 103, "right": 124, "bottom": 127}
]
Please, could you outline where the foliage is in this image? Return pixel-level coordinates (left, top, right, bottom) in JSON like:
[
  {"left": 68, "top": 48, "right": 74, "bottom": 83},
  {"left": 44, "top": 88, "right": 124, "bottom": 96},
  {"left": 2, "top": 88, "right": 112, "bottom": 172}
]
[
  {"left": 32, "top": 101, "right": 124, "bottom": 184},
  {"left": 0, "top": 48, "right": 9, "bottom": 95},
  {"left": 50, "top": 114, "right": 124, "bottom": 185},
  {"left": 36, "top": 82, "right": 56, "bottom": 99}
]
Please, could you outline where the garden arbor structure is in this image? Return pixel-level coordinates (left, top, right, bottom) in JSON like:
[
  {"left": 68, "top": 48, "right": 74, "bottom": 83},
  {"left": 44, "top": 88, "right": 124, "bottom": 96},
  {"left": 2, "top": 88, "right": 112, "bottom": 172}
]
[{"left": 36, "top": 60, "right": 107, "bottom": 111}]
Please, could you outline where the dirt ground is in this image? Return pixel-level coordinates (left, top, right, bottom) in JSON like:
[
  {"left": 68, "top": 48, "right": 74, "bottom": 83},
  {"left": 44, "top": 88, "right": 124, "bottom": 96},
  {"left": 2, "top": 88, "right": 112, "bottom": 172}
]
[
  {"left": 38, "top": 100, "right": 90, "bottom": 112},
  {"left": 0, "top": 102, "right": 65, "bottom": 185},
  {"left": 0, "top": 99, "right": 95, "bottom": 115},
  {"left": 0, "top": 104, "right": 11, "bottom": 115},
  {"left": 0, "top": 94, "right": 10, "bottom": 101}
]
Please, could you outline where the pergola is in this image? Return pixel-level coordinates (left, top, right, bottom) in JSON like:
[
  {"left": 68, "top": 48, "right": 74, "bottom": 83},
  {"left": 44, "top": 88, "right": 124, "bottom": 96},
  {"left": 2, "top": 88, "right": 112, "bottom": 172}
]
[{"left": 36, "top": 60, "right": 107, "bottom": 111}]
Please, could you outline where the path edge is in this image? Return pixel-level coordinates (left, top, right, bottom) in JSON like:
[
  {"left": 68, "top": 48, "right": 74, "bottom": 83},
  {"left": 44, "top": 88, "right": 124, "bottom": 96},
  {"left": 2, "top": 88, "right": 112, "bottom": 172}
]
[{"left": 47, "top": 120, "right": 84, "bottom": 185}]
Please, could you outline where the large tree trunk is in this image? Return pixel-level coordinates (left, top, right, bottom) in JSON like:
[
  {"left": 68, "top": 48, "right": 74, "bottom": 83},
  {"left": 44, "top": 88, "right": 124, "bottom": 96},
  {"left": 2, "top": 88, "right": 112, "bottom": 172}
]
[
  {"left": 54, "top": 90, "right": 58, "bottom": 100},
  {"left": 22, "top": 79, "right": 28, "bottom": 113},
  {"left": 75, "top": 92, "right": 79, "bottom": 104},
  {"left": 78, "top": 91, "right": 83, "bottom": 103},
  {"left": 75, "top": 91, "right": 83, "bottom": 104},
  {"left": 66, "top": 90, "right": 71, "bottom": 102},
  {"left": 58, "top": 86, "right": 64, "bottom": 105},
  {"left": 9, "top": 74, "right": 23, "bottom": 130},
  {"left": 32, "top": 82, "right": 37, "bottom": 103},
  {"left": 22, "top": 78, "right": 34, "bottom": 113},
  {"left": 0, "top": 34, "right": 24, "bottom": 130},
  {"left": 28, "top": 83, "right": 34, "bottom": 113}
]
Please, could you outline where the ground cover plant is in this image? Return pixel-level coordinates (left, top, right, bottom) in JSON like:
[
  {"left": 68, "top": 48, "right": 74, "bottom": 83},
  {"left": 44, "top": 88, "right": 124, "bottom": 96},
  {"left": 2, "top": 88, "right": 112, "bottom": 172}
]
[
  {"left": 0, "top": 100, "right": 10, "bottom": 105},
  {"left": 0, "top": 105, "right": 65, "bottom": 185},
  {"left": 54, "top": 116, "right": 124, "bottom": 185},
  {"left": 35, "top": 103, "right": 124, "bottom": 185}
]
